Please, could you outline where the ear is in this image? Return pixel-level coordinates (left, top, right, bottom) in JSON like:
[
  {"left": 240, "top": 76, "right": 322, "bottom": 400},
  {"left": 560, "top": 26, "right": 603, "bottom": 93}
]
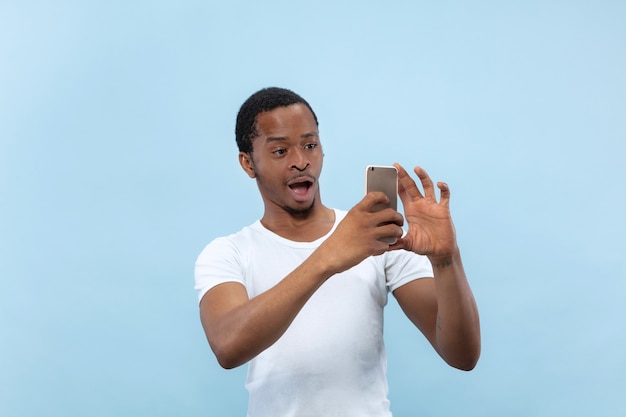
[{"left": 239, "top": 152, "right": 256, "bottom": 178}]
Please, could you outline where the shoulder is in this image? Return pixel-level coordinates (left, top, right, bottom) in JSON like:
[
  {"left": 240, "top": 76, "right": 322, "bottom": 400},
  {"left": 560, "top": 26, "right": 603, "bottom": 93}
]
[
  {"left": 194, "top": 221, "right": 266, "bottom": 282},
  {"left": 194, "top": 222, "right": 263, "bottom": 303},
  {"left": 196, "top": 221, "right": 263, "bottom": 258}
]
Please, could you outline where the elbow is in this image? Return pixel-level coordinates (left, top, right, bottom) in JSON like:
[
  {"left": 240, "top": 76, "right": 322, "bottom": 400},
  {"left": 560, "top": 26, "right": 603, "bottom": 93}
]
[
  {"left": 455, "top": 347, "right": 481, "bottom": 371},
  {"left": 216, "top": 356, "right": 241, "bottom": 370},
  {"left": 203, "top": 324, "right": 249, "bottom": 369},
  {"left": 214, "top": 347, "right": 236, "bottom": 369},
  {"left": 212, "top": 343, "right": 248, "bottom": 370},
  {"left": 450, "top": 353, "right": 480, "bottom": 371},
  {"left": 440, "top": 339, "right": 481, "bottom": 371}
]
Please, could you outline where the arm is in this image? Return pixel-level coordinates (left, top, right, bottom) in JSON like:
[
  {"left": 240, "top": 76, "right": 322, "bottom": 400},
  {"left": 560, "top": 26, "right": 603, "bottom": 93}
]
[
  {"left": 393, "top": 251, "right": 480, "bottom": 370},
  {"left": 200, "top": 251, "right": 335, "bottom": 369},
  {"left": 390, "top": 164, "right": 481, "bottom": 371},
  {"left": 200, "top": 193, "right": 405, "bottom": 369}
]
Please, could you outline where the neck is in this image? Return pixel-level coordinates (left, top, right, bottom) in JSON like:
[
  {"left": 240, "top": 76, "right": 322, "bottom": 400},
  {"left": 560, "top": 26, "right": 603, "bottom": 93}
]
[{"left": 260, "top": 202, "right": 335, "bottom": 242}]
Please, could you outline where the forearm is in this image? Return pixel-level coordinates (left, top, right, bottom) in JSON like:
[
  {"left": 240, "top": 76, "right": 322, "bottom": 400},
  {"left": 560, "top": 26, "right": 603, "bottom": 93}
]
[
  {"left": 202, "top": 200, "right": 396, "bottom": 369},
  {"left": 430, "top": 249, "right": 481, "bottom": 370},
  {"left": 202, "top": 249, "right": 336, "bottom": 369}
]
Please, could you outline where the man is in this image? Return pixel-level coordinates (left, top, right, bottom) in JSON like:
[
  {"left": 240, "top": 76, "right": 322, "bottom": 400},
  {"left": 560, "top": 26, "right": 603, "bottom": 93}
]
[{"left": 195, "top": 87, "right": 480, "bottom": 416}]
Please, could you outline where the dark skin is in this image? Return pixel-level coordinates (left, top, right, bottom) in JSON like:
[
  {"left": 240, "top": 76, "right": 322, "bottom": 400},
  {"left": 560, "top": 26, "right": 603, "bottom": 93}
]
[{"left": 200, "top": 103, "right": 481, "bottom": 370}]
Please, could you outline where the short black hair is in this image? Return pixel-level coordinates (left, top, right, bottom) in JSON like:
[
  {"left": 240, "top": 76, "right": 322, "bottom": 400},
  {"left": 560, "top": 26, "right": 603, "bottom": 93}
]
[{"left": 235, "top": 87, "right": 319, "bottom": 153}]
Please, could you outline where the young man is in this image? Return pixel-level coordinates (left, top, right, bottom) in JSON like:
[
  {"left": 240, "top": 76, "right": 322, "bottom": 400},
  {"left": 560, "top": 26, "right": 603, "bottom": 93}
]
[{"left": 195, "top": 87, "right": 480, "bottom": 417}]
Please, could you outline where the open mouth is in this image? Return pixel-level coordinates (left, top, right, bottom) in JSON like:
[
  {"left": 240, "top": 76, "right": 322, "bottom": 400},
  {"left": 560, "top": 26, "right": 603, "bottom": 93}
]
[{"left": 287, "top": 177, "right": 314, "bottom": 198}]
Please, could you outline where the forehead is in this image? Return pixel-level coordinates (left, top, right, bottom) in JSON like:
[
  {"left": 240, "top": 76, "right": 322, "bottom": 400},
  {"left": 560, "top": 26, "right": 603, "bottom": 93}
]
[{"left": 254, "top": 103, "right": 318, "bottom": 138}]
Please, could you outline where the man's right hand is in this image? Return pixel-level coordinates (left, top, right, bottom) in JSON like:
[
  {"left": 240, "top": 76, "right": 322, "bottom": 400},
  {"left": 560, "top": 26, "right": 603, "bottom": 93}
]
[{"left": 316, "top": 192, "right": 404, "bottom": 276}]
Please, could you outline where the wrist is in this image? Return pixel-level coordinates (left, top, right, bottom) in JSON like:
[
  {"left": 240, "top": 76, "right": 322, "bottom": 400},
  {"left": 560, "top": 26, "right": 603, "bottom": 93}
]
[
  {"left": 308, "top": 245, "right": 342, "bottom": 280},
  {"left": 427, "top": 248, "right": 460, "bottom": 270}
]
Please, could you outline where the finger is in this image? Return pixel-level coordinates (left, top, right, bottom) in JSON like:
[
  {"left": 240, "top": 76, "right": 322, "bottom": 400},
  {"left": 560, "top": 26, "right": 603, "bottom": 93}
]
[
  {"left": 388, "top": 236, "right": 407, "bottom": 251},
  {"left": 413, "top": 166, "right": 436, "bottom": 200},
  {"left": 396, "top": 174, "right": 414, "bottom": 209},
  {"left": 375, "top": 223, "right": 404, "bottom": 245},
  {"left": 372, "top": 209, "right": 404, "bottom": 228},
  {"left": 394, "top": 163, "right": 423, "bottom": 203},
  {"left": 363, "top": 191, "right": 390, "bottom": 211},
  {"left": 377, "top": 222, "right": 404, "bottom": 237},
  {"left": 437, "top": 181, "right": 451, "bottom": 208}
]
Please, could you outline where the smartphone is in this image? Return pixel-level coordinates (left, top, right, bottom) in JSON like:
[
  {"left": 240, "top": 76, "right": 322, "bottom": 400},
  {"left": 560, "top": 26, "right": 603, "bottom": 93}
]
[{"left": 365, "top": 165, "right": 398, "bottom": 244}]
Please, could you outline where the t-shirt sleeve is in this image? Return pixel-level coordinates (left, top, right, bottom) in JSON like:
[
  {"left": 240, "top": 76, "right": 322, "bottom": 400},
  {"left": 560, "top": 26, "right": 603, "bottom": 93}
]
[
  {"left": 384, "top": 249, "right": 434, "bottom": 293},
  {"left": 194, "top": 236, "right": 247, "bottom": 304}
]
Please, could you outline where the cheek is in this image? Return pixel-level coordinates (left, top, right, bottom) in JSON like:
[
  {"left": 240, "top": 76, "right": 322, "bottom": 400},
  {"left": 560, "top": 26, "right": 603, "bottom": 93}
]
[{"left": 254, "top": 167, "right": 282, "bottom": 190}]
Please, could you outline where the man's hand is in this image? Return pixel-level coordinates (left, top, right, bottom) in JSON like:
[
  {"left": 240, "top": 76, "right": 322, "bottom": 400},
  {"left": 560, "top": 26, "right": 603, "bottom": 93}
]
[
  {"left": 390, "top": 163, "right": 458, "bottom": 262},
  {"left": 390, "top": 163, "right": 481, "bottom": 370},
  {"left": 317, "top": 192, "right": 404, "bottom": 275}
]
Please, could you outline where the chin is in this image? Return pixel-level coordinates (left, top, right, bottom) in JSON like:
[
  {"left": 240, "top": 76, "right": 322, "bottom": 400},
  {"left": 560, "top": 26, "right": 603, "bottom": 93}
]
[{"left": 283, "top": 200, "right": 316, "bottom": 217}]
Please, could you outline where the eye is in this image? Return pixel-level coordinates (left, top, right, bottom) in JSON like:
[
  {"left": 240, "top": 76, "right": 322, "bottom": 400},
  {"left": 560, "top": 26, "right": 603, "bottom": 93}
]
[
  {"left": 304, "top": 143, "right": 318, "bottom": 150},
  {"left": 272, "top": 148, "right": 286, "bottom": 156}
]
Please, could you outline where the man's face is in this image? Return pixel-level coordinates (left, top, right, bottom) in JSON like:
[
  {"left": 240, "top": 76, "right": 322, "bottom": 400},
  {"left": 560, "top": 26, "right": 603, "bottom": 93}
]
[{"left": 240, "top": 103, "right": 323, "bottom": 216}]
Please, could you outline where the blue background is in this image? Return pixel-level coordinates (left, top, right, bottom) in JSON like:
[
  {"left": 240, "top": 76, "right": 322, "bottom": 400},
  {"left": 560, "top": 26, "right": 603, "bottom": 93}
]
[{"left": 1, "top": 1, "right": 625, "bottom": 416}]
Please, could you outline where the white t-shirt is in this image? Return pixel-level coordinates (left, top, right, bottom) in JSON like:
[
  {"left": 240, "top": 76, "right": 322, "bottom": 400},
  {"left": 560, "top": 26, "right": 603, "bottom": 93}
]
[{"left": 195, "top": 209, "right": 433, "bottom": 417}]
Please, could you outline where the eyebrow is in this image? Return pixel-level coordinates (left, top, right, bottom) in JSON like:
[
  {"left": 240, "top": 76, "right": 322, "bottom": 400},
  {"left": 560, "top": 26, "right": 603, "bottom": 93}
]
[{"left": 265, "top": 132, "right": 318, "bottom": 143}]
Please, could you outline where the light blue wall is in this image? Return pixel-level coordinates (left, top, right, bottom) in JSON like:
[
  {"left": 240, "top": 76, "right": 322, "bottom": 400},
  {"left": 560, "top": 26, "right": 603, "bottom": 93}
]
[{"left": 1, "top": 1, "right": 625, "bottom": 416}]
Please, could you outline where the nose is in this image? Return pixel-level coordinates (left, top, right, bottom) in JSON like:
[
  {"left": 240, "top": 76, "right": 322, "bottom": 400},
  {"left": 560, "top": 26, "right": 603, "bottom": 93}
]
[{"left": 290, "top": 148, "right": 310, "bottom": 171}]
